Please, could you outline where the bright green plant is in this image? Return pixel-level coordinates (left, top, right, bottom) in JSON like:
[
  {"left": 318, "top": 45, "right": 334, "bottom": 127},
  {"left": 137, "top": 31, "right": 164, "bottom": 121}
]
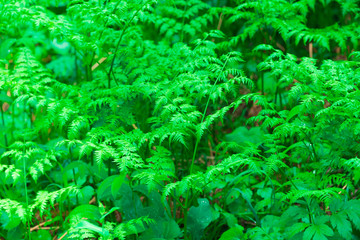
[{"left": 0, "top": 0, "right": 360, "bottom": 240}]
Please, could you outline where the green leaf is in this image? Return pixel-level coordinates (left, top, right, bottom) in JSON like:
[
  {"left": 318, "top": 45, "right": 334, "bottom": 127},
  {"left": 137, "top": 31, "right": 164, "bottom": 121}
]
[
  {"left": 209, "top": 30, "right": 226, "bottom": 39},
  {"left": 64, "top": 160, "right": 89, "bottom": 186},
  {"left": 75, "top": 220, "right": 110, "bottom": 237},
  {"left": 330, "top": 212, "right": 351, "bottom": 239},
  {"left": 0, "top": 211, "right": 21, "bottom": 230},
  {"left": 100, "top": 207, "right": 120, "bottom": 223},
  {"left": 117, "top": 183, "right": 144, "bottom": 220},
  {"left": 225, "top": 188, "right": 240, "bottom": 205},
  {"left": 98, "top": 175, "right": 119, "bottom": 200},
  {"left": 258, "top": 72, "right": 277, "bottom": 95},
  {"left": 67, "top": 205, "right": 101, "bottom": 221},
  {"left": 224, "top": 126, "right": 264, "bottom": 147},
  {"left": 111, "top": 173, "right": 127, "bottom": 199},
  {"left": 140, "top": 219, "right": 182, "bottom": 239},
  {"left": 288, "top": 222, "right": 310, "bottom": 238},
  {"left": 187, "top": 198, "right": 213, "bottom": 240},
  {"left": 30, "top": 230, "right": 52, "bottom": 240},
  {"left": 223, "top": 212, "right": 238, "bottom": 228},
  {"left": 303, "top": 224, "right": 334, "bottom": 240},
  {"left": 78, "top": 186, "right": 95, "bottom": 204},
  {"left": 0, "top": 38, "right": 16, "bottom": 58},
  {"left": 219, "top": 225, "right": 245, "bottom": 240},
  {"left": 6, "top": 225, "right": 23, "bottom": 240}
]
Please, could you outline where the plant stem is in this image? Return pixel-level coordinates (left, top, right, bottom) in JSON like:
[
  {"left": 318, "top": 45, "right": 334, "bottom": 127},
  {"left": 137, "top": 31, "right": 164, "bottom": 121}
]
[
  {"left": 91, "top": 150, "right": 94, "bottom": 166},
  {"left": 23, "top": 155, "right": 31, "bottom": 240},
  {"left": 69, "top": 148, "right": 79, "bottom": 204},
  {"left": 108, "top": 157, "right": 112, "bottom": 176},
  {"left": 74, "top": 49, "right": 78, "bottom": 81},
  {"left": 89, "top": 0, "right": 122, "bottom": 73},
  {"left": 107, "top": 1, "right": 151, "bottom": 88},
  {"left": 179, "top": 3, "right": 188, "bottom": 43},
  {"left": 11, "top": 104, "right": 14, "bottom": 140},
  {"left": 183, "top": 56, "right": 229, "bottom": 239},
  {"left": 0, "top": 102, "right": 8, "bottom": 155},
  {"left": 261, "top": 72, "right": 264, "bottom": 95}
]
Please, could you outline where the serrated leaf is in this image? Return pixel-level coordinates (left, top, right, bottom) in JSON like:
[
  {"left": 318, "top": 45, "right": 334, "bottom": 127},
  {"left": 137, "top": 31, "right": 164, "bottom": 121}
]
[
  {"left": 303, "top": 224, "right": 334, "bottom": 240},
  {"left": 330, "top": 212, "right": 351, "bottom": 239}
]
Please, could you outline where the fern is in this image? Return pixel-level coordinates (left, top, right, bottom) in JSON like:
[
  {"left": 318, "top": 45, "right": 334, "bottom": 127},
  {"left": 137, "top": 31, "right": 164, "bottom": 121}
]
[{"left": 0, "top": 0, "right": 360, "bottom": 239}]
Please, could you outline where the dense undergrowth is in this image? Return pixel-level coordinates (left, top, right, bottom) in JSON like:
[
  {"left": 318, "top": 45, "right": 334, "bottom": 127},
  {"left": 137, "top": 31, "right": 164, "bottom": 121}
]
[{"left": 1, "top": 0, "right": 360, "bottom": 239}]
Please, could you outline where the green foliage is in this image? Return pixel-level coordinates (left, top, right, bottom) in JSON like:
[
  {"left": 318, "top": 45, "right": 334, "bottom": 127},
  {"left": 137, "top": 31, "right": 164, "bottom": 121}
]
[{"left": 0, "top": 0, "right": 360, "bottom": 239}]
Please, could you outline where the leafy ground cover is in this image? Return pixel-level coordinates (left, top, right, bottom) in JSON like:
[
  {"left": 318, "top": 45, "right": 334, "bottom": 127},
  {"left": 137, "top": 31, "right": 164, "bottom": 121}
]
[{"left": 1, "top": 0, "right": 360, "bottom": 239}]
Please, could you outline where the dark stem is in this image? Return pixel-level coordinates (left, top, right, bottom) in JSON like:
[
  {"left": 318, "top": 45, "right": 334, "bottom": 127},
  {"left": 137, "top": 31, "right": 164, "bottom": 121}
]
[
  {"left": 89, "top": 1, "right": 122, "bottom": 72},
  {"left": 91, "top": 150, "right": 94, "bottom": 166},
  {"left": 69, "top": 148, "right": 79, "bottom": 204},
  {"left": 74, "top": 48, "right": 78, "bottom": 81},
  {"left": 183, "top": 56, "right": 230, "bottom": 239},
  {"left": 107, "top": 1, "right": 150, "bottom": 88},
  {"left": 11, "top": 104, "right": 14, "bottom": 140},
  {"left": 0, "top": 102, "right": 8, "bottom": 153},
  {"left": 108, "top": 157, "right": 112, "bottom": 176},
  {"left": 29, "top": 106, "right": 33, "bottom": 129},
  {"left": 261, "top": 72, "right": 264, "bottom": 95},
  {"left": 179, "top": 3, "right": 188, "bottom": 42}
]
